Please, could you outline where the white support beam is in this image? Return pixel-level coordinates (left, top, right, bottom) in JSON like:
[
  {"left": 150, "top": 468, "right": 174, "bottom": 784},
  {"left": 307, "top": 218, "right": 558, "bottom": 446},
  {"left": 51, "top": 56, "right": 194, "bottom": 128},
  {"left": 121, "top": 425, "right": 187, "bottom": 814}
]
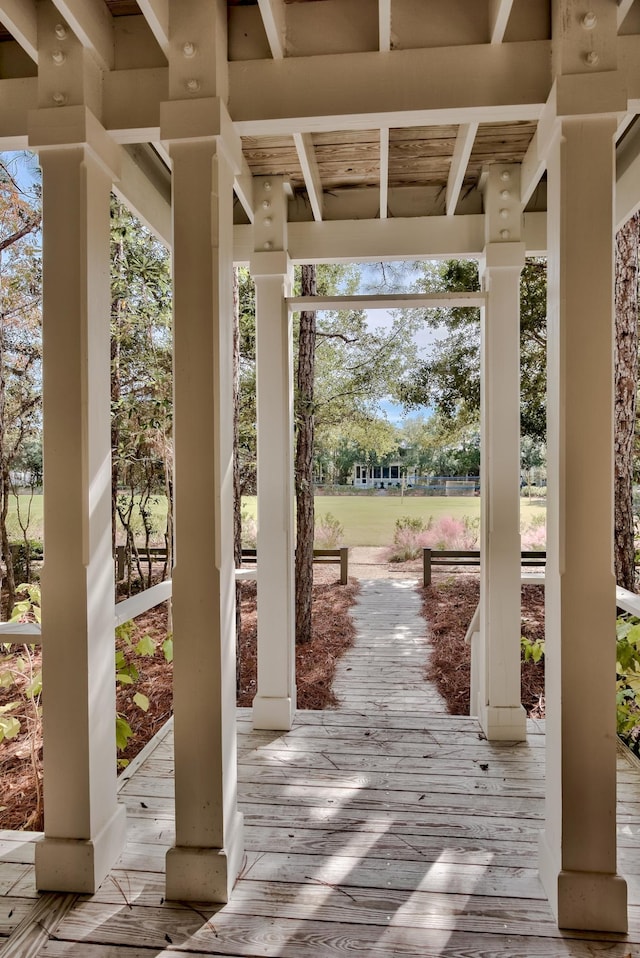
[
  {"left": 287, "top": 292, "right": 486, "bottom": 311},
  {"left": 136, "top": 0, "right": 169, "bottom": 56},
  {"left": 50, "top": 0, "right": 114, "bottom": 71},
  {"left": 293, "top": 131, "right": 323, "bottom": 222},
  {"left": 234, "top": 211, "right": 548, "bottom": 264},
  {"left": 257, "top": 0, "right": 286, "bottom": 59},
  {"left": 0, "top": 0, "right": 38, "bottom": 63},
  {"left": 379, "top": 127, "right": 389, "bottom": 219},
  {"left": 229, "top": 41, "right": 550, "bottom": 135},
  {"left": 489, "top": 0, "right": 514, "bottom": 43},
  {"left": 115, "top": 144, "right": 172, "bottom": 247},
  {"left": 618, "top": 0, "right": 635, "bottom": 29},
  {"left": 379, "top": 0, "right": 391, "bottom": 51},
  {"left": 234, "top": 154, "right": 255, "bottom": 224},
  {"left": 0, "top": 77, "right": 37, "bottom": 148},
  {"left": 446, "top": 122, "right": 478, "bottom": 215}
]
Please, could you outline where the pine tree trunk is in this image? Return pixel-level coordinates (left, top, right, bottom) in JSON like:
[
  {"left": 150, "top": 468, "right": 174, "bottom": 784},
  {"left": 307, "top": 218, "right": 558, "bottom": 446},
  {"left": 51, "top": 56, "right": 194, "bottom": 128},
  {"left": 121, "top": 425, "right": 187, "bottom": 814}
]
[
  {"left": 295, "top": 265, "right": 317, "bottom": 645},
  {"left": 232, "top": 268, "right": 243, "bottom": 683},
  {"left": 614, "top": 211, "right": 640, "bottom": 591}
]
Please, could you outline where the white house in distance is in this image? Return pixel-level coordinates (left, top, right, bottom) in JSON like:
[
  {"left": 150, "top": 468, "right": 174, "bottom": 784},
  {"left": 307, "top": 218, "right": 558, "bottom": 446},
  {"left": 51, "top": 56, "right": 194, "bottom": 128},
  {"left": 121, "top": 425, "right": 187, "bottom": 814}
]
[
  {"left": 353, "top": 461, "right": 417, "bottom": 489},
  {"left": 0, "top": 0, "right": 638, "bottom": 941}
]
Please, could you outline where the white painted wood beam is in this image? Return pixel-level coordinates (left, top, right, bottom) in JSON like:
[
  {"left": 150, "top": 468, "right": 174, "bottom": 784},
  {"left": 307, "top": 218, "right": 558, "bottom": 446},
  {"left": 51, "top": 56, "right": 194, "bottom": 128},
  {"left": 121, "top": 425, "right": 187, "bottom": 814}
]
[
  {"left": 136, "top": 0, "right": 169, "bottom": 56},
  {"left": 50, "top": 0, "right": 114, "bottom": 71},
  {"left": 0, "top": 0, "right": 38, "bottom": 63},
  {"left": 379, "top": 128, "right": 389, "bottom": 219},
  {"left": 379, "top": 0, "right": 391, "bottom": 51},
  {"left": 618, "top": 0, "right": 635, "bottom": 29},
  {"left": 115, "top": 144, "right": 172, "bottom": 246},
  {"left": 234, "top": 211, "right": 548, "bottom": 264},
  {"left": 489, "top": 0, "right": 514, "bottom": 43},
  {"left": 257, "top": 0, "right": 286, "bottom": 59},
  {"left": 234, "top": 154, "right": 255, "bottom": 224},
  {"left": 229, "top": 41, "right": 550, "bottom": 135},
  {"left": 293, "top": 131, "right": 323, "bottom": 222},
  {"left": 0, "top": 77, "right": 36, "bottom": 148},
  {"left": 446, "top": 122, "right": 478, "bottom": 216},
  {"left": 287, "top": 292, "right": 486, "bottom": 311}
]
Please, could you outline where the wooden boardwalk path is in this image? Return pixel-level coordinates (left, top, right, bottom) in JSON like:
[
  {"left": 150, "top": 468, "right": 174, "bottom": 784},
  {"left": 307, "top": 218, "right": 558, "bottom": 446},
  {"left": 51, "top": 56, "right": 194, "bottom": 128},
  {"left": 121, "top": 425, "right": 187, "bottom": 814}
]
[
  {"left": 2, "top": 577, "right": 640, "bottom": 955},
  {"left": 332, "top": 577, "right": 447, "bottom": 712}
]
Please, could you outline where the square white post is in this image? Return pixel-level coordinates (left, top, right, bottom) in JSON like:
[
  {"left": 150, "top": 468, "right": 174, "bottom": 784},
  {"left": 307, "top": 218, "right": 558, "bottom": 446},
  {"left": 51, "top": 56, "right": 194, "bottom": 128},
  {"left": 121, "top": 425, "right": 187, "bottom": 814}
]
[
  {"left": 162, "top": 100, "right": 244, "bottom": 902},
  {"left": 540, "top": 111, "right": 628, "bottom": 933},
  {"left": 33, "top": 134, "right": 126, "bottom": 893},
  {"left": 251, "top": 177, "right": 296, "bottom": 731},
  {"left": 473, "top": 165, "right": 527, "bottom": 741}
]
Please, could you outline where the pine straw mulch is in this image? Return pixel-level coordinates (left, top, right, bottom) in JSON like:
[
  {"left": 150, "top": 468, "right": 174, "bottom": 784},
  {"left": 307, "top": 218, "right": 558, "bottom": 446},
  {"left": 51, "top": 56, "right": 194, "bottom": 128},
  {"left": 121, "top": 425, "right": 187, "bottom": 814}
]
[
  {"left": 0, "top": 567, "right": 358, "bottom": 832},
  {"left": 422, "top": 570, "right": 546, "bottom": 717}
]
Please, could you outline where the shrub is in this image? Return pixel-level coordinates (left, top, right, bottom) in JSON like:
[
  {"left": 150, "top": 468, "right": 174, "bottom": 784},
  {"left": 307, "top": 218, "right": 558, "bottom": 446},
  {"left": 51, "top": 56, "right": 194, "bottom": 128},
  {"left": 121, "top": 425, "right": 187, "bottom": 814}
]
[
  {"left": 241, "top": 509, "right": 257, "bottom": 548},
  {"left": 521, "top": 517, "right": 546, "bottom": 551},
  {"left": 315, "top": 512, "right": 344, "bottom": 548},
  {"left": 387, "top": 514, "right": 480, "bottom": 563}
]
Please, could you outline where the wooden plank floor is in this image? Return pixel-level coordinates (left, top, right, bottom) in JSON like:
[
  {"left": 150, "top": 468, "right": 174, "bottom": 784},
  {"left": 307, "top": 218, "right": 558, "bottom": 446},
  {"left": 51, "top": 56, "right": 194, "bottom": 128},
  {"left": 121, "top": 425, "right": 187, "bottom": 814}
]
[{"left": 3, "top": 708, "right": 640, "bottom": 956}]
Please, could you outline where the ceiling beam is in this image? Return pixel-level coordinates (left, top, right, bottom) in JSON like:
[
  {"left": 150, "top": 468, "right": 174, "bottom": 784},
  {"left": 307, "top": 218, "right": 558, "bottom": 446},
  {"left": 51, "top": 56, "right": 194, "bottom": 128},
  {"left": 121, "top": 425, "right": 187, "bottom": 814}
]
[
  {"left": 293, "top": 131, "right": 323, "bottom": 221},
  {"left": 234, "top": 155, "right": 255, "bottom": 224},
  {"left": 379, "top": 0, "right": 391, "bottom": 51},
  {"left": 618, "top": 0, "right": 635, "bottom": 29},
  {"left": 50, "top": 0, "right": 114, "bottom": 71},
  {"left": 257, "top": 0, "right": 286, "bottom": 59},
  {"left": 229, "top": 41, "right": 550, "bottom": 135},
  {"left": 489, "top": 0, "right": 514, "bottom": 44},
  {"left": 379, "top": 128, "right": 389, "bottom": 219},
  {"left": 287, "top": 292, "right": 486, "bottom": 311},
  {"left": 446, "top": 122, "right": 478, "bottom": 215},
  {"left": 0, "top": 0, "right": 38, "bottom": 63},
  {"left": 136, "top": 0, "right": 169, "bottom": 56}
]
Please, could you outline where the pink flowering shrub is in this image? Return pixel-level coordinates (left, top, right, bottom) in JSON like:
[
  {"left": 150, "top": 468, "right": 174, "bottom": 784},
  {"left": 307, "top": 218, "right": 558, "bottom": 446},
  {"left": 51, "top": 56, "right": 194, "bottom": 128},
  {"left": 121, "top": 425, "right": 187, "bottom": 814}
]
[
  {"left": 520, "top": 516, "right": 546, "bottom": 551},
  {"left": 387, "top": 515, "right": 479, "bottom": 563}
]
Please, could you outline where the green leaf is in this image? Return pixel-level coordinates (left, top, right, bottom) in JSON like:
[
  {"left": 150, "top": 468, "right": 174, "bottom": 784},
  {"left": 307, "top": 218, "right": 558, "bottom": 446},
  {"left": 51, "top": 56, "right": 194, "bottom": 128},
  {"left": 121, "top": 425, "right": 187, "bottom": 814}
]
[
  {"left": 135, "top": 634, "right": 156, "bottom": 657},
  {"left": 133, "top": 692, "right": 149, "bottom": 712},
  {"left": 115, "top": 715, "right": 133, "bottom": 751},
  {"left": 25, "top": 670, "right": 42, "bottom": 699},
  {"left": 116, "top": 672, "right": 134, "bottom": 685},
  {"left": 0, "top": 715, "right": 21, "bottom": 742},
  {"left": 0, "top": 671, "right": 14, "bottom": 688},
  {"left": 161, "top": 637, "right": 173, "bottom": 663},
  {"left": 0, "top": 701, "right": 18, "bottom": 714}
]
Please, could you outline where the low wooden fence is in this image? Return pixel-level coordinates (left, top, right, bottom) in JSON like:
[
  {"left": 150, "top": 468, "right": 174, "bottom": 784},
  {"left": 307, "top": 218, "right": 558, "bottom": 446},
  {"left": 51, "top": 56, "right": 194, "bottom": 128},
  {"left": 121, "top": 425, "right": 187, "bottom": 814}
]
[
  {"left": 422, "top": 548, "right": 546, "bottom": 587},
  {"left": 116, "top": 545, "right": 349, "bottom": 585}
]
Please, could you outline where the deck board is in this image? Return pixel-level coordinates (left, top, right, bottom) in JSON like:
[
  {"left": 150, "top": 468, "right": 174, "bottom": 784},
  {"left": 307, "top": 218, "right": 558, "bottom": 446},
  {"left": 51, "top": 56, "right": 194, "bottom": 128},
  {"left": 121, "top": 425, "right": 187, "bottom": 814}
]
[{"left": 4, "top": 714, "right": 640, "bottom": 955}]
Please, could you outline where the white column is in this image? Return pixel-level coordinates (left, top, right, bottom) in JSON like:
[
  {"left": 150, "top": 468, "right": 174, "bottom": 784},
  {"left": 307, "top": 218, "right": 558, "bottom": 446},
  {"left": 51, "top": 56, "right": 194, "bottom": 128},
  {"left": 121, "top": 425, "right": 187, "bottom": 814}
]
[
  {"left": 33, "top": 132, "right": 126, "bottom": 893},
  {"left": 162, "top": 101, "right": 244, "bottom": 901},
  {"left": 251, "top": 177, "right": 296, "bottom": 730},
  {"left": 472, "top": 164, "right": 526, "bottom": 742},
  {"left": 539, "top": 113, "right": 627, "bottom": 932}
]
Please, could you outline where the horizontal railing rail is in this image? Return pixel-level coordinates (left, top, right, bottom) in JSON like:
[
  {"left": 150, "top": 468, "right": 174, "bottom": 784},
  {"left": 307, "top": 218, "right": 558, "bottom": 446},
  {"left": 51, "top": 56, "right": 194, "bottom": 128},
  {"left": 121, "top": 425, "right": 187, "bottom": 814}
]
[{"left": 423, "top": 548, "right": 546, "bottom": 587}]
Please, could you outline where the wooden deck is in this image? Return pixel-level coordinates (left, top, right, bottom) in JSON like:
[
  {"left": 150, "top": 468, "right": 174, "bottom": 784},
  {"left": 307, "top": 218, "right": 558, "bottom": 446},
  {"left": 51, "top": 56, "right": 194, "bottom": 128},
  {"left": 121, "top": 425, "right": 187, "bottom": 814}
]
[{"left": 3, "top": 708, "right": 640, "bottom": 956}]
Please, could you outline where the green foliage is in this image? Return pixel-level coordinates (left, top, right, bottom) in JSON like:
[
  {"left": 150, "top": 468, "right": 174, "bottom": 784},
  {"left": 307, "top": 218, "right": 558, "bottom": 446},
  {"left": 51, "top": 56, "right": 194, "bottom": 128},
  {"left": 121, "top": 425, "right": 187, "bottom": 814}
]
[
  {"left": 314, "top": 512, "right": 344, "bottom": 548},
  {"left": 616, "top": 615, "right": 640, "bottom": 738},
  {"left": 397, "top": 258, "right": 547, "bottom": 442},
  {"left": 0, "top": 702, "right": 20, "bottom": 743},
  {"left": 395, "top": 515, "right": 425, "bottom": 534},
  {"left": 521, "top": 636, "right": 545, "bottom": 664}
]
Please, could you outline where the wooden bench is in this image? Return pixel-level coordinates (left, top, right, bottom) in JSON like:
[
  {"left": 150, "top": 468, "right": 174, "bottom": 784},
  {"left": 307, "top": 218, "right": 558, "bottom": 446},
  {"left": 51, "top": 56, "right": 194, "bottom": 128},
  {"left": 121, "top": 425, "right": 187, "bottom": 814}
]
[
  {"left": 116, "top": 545, "right": 349, "bottom": 585},
  {"left": 422, "top": 548, "right": 546, "bottom": 587}
]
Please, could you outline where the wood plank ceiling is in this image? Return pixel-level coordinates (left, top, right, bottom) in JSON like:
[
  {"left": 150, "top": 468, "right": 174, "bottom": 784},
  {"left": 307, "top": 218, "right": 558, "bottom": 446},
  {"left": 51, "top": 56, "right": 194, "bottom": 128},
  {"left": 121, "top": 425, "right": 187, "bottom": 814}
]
[{"left": 3, "top": 1, "right": 637, "bottom": 223}]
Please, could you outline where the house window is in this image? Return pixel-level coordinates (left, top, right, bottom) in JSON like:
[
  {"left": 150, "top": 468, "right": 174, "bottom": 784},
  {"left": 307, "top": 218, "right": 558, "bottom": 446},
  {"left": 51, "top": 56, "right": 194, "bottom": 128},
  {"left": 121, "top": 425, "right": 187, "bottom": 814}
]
[
  {"left": 373, "top": 466, "right": 381, "bottom": 479},
  {"left": 382, "top": 467, "right": 390, "bottom": 479},
  {"left": 390, "top": 465, "right": 399, "bottom": 479},
  {"left": 355, "top": 465, "right": 361, "bottom": 479}
]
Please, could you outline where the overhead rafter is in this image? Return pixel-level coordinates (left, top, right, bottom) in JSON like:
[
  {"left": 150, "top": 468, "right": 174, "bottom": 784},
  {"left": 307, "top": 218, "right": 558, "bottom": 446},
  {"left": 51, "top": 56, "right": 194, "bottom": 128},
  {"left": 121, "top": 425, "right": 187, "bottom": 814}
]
[
  {"left": 0, "top": 0, "right": 38, "bottom": 63},
  {"left": 293, "top": 131, "right": 323, "bottom": 222},
  {"left": 618, "top": 0, "right": 635, "bottom": 29},
  {"left": 379, "top": 0, "right": 391, "bottom": 51},
  {"left": 446, "top": 122, "right": 478, "bottom": 215},
  {"left": 136, "top": 0, "right": 169, "bottom": 56},
  {"left": 287, "top": 292, "right": 486, "bottom": 312},
  {"left": 379, "top": 128, "right": 389, "bottom": 219},
  {"left": 50, "top": 0, "right": 114, "bottom": 71},
  {"left": 257, "top": 0, "right": 286, "bottom": 59},
  {"left": 234, "top": 155, "right": 256, "bottom": 224},
  {"left": 489, "top": 0, "right": 514, "bottom": 43}
]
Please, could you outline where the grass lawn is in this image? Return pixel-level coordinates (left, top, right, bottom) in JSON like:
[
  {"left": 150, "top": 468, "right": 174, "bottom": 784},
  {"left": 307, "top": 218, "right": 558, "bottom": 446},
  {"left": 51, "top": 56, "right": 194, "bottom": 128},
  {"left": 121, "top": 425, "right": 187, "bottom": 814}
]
[
  {"left": 7, "top": 493, "right": 546, "bottom": 549},
  {"left": 242, "top": 494, "right": 546, "bottom": 547}
]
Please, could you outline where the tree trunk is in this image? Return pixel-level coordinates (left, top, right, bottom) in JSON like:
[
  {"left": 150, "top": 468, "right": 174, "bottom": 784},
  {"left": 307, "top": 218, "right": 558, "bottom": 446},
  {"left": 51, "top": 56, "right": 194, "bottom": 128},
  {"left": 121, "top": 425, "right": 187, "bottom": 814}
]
[
  {"left": 232, "top": 267, "right": 243, "bottom": 685},
  {"left": 295, "top": 265, "right": 317, "bottom": 644},
  {"left": 614, "top": 211, "right": 640, "bottom": 591}
]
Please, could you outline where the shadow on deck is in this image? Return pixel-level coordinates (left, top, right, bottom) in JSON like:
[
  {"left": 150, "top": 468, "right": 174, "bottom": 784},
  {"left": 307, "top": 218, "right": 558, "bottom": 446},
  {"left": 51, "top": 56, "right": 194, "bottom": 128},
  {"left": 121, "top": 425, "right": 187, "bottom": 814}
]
[{"left": 2, "top": 707, "right": 640, "bottom": 956}]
